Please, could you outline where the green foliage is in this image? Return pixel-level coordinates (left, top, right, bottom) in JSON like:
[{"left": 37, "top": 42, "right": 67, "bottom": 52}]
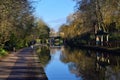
[
  {"left": 4, "top": 33, "right": 28, "bottom": 51},
  {"left": 0, "top": 0, "right": 34, "bottom": 45},
  {"left": 33, "top": 19, "right": 50, "bottom": 39},
  {"left": 16, "top": 39, "right": 26, "bottom": 48},
  {"left": 0, "top": 0, "right": 50, "bottom": 51},
  {"left": 0, "top": 0, "right": 33, "bottom": 48},
  {"left": 0, "top": 48, "right": 8, "bottom": 56},
  {"left": 29, "top": 19, "right": 50, "bottom": 45}
]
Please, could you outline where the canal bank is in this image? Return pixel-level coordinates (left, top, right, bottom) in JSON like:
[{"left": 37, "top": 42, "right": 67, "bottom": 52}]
[{"left": 77, "top": 45, "right": 120, "bottom": 54}]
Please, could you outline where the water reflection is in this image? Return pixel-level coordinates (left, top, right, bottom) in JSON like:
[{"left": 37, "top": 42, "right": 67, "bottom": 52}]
[
  {"left": 36, "top": 46, "right": 51, "bottom": 67},
  {"left": 36, "top": 46, "right": 120, "bottom": 80},
  {"left": 61, "top": 47, "right": 120, "bottom": 80}
]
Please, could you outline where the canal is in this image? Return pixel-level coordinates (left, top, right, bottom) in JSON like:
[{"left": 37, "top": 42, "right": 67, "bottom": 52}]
[{"left": 36, "top": 46, "right": 120, "bottom": 80}]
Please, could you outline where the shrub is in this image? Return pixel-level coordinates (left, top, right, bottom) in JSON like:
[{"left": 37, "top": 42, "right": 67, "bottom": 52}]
[{"left": 0, "top": 48, "right": 8, "bottom": 56}]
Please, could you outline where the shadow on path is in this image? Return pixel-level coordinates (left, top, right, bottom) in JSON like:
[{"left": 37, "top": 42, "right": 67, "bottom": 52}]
[{"left": 0, "top": 48, "right": 48, "bottom": 80}]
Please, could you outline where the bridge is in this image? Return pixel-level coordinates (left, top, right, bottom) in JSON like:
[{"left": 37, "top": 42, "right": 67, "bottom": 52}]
[{"left": 49, "top": 29, "right": 63, "bottom": 46}]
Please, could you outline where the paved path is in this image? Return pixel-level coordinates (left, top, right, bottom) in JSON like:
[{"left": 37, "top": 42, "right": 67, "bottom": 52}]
[{"left": 0, "top": 48, "right": 48, "bottom": 80}]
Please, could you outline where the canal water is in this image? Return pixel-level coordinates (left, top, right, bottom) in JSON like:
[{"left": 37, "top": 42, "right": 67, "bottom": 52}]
[{"left": 36, "top": 46, "right": 120, "bottom": 80}]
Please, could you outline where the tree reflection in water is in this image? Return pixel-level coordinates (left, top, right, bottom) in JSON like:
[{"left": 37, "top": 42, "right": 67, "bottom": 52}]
[
  {"left": 36, "top": 46, "right": 51, "bottom": 67},
  {"left": 60, "top": 47, "right": 120, "bottom": 80}
]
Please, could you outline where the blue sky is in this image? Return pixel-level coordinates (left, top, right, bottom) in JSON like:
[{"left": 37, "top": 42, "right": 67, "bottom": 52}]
[{"left": 33, "top": 0, "right": 76, "bottom": 32}]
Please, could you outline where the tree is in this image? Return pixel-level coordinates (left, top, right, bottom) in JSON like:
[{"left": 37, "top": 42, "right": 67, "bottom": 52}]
[
  {"left": 33, "top": 19, "right": 50, "bottom": 39},
  {"left": 0, "top": 0, "right": 35, "bottom": 49},
  {"left": 73, "top": 0, "right": 120, "bottom": 32}
]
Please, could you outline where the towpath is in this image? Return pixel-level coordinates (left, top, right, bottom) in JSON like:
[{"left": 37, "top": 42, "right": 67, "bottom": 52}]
[{"left": 0, "top": 47, "right": 47, "bottom": 80}]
